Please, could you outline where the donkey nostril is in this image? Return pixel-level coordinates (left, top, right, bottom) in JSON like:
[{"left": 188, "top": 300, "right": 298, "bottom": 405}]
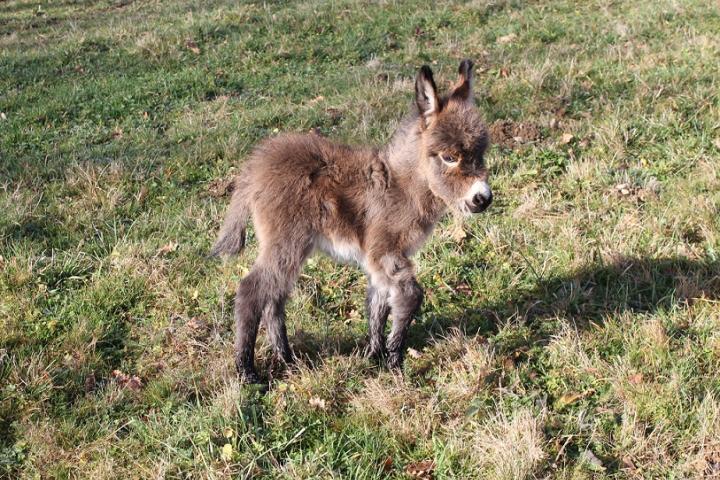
[{"left": 473, "top": 191, "right": 492, "bottom": 206}]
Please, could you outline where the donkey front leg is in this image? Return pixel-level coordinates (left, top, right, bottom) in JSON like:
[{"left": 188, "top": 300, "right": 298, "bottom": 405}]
[
  {"left": 368, "top": 253, "right": 424, "bottom": 371},
  {"left": 366, "top": 282, "right": 390, "bottom": 361},
  {"left": 386, "top": 278, "right": 423, "bottom": 370}
]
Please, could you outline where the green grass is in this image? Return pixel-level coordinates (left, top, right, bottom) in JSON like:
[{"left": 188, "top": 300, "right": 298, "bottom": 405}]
[{"left": 2, "top": 0, "right": 720, "bottom": 477}]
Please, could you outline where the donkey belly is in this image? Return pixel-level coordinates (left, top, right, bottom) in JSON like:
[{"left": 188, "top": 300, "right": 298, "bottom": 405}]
[{"left": 315, "top": 235, "right": 366, "bottom": 268}]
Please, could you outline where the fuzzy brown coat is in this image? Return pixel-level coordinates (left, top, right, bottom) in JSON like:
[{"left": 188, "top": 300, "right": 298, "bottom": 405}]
[{"left": 213, "top": 60, "right": 492, "bottom": 383}]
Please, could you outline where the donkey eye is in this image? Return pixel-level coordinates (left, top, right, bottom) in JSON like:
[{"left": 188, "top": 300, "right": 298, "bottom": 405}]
[{"left": 440, "top": 154, "right": 457, "bottom": 165}]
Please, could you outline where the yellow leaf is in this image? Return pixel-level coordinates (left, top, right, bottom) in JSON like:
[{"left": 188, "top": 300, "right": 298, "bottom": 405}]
[
  {"left": 557, "top": 389, "right": 595, "bottom": 408},
  {"left": 223, "top": 427, "right": 234, "bottom": 439},
  {"left": 221, "top": 443, "right": 233, "bottom": 461}
]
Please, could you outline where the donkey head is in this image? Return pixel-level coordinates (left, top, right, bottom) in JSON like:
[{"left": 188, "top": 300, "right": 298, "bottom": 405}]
[{"left": 415, "top": 60, "right": 492, "bottom": 215}]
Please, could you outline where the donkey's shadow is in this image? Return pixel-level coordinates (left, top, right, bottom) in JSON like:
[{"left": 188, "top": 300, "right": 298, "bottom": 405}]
[
  {"left": 408, "top": 255, "right": 720, "bottom": 352},
  {"left": 276, "top": 256, "right": 719, "bottom": 372}
]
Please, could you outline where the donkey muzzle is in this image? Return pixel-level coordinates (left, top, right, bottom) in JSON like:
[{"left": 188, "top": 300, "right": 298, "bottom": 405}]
[
  {"left": 469, "top": 190, "right": 492, "bottom": 213},
  {"left": 464, "top": 179, "right": 493, "bottom": 214}
]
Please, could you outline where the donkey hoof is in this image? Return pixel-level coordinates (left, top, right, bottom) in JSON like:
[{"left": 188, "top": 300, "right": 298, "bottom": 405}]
[
  {"left": 236, "top": 362, "right": 261, "bottom": 384},
  {"left": 386, "top": 352, "right": 404, "bottom": 371},
  {"left": 240, "top": 370, "right": 261, "bottom": 384},
  {"left": 364, "top": 345, "right": 387, "bottom": 363}
]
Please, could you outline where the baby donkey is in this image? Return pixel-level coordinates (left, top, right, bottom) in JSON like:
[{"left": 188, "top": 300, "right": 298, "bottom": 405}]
[{"left": 212, "top": 60, "right": 493, "bottom": 383}]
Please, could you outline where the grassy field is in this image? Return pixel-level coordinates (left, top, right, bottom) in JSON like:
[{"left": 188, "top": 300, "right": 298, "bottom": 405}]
[{"left": 2, "top": 0, "right": 720, "bottom": 477}]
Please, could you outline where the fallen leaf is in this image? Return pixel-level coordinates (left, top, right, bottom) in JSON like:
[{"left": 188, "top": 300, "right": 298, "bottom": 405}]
[
  {"left": 186, "top": 39, "right": 200, "bottom": 54},
  {"left": 156, "top": 241, "right": 179, "bottom": 256},
  {"left": 382, "top": 456, "right": 394, "bottom": 472},
  {"left": 557, "top": 389, "right": 595, "bottom": 408},
  {"left": 126, "top": 376, "right": 142, "bottom": 390},
  {"left": 499, "top": 67, "right": 510, "bottom": 78},
  {"left": 405, "top": 459, "right": 436, "bottom": 479},
  {"left": 325, "top": 107, "right": 343, "bottom": 122},
  {"left": 309, "top": 396, "right": 327, "bottom": 410},
  {"left": 621, "top": 456, "right": 637, "bottom": 471},
  {"left": 187, "top": 316, "right": 207, "bottom": 331},
  {"left": 497, "top": 33, "right": 517, "bottom": 44},
  {"left": 206, "top": 177, "right": 234, "bottom": 197},
  {"left": 560, "top": 133, "right": 574, "bottom": 144},
  {"left": 111, "top": 370, "right": 143, "bottom": 391},
  {"left": 223, "top": 427, "right": 235, "bottom": 439},
  {"left": 628, "top": 372, "right": 643, "bottom": 385},
  {"left": 0, "top": 112, "right": 6, "bottom": 120},
  {"left": 220, "top": 443, "right": 233, "bottom": 461},
  {"left": 84, "top": 371, "right": 96, "bottom": 393},
  {"left": 407, "top": 348, "right": 422, "bottom": 359}
]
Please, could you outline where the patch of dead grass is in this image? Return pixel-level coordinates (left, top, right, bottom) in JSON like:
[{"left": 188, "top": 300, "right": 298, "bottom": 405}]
[{"left": 462, "top": 407, "right": 546, "bottom": 480}]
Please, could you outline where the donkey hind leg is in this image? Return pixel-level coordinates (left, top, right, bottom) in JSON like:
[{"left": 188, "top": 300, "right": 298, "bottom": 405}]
[
  {"left": 263, "top": 294, "right": 292, "bottom": 365},
  {"left": 234, "top": 267, "right": 266, "bottom": 383},
  {"left": 386, "top": 278, "right": 424, "bottom": 370},
  {"left": 366, "top": 282, "right": 390, "bottom": 361},
  {"left": 234, "top": 250, "right": 305, "bottom": 383}
]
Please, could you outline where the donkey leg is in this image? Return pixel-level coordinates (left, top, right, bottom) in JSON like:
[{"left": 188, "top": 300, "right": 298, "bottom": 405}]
[
  {"left": 263, "top": 294, "right": 292, "bottom": 365},
  {"left": 367, "top": 252, "right": 423, "bottom": 371},
  {"left": 365, "top": 282, "right": 390, "bottom": 360},
  {"left": 236, "top": 236, "right": 310, "bottom": 382},
  {"left": 234, "top": 268, "right": 265, "bottom": 383},
  {"left": 386, "top": 278, "right": 423, "bottom": 370}
]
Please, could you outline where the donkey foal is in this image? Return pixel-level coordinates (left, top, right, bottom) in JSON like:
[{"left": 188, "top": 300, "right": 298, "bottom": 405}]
[{"left": 212, "top": 60, "right": 492, "bottom": 383}]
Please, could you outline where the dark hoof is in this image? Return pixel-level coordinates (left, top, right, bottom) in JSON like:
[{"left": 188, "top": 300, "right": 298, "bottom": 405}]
[
  {"left": 268, "top": 353, "right": 294, "bottom": 382},
  {"left": 239, "top": 370, "right": 261, "bottom": 384},
  {"left": 236, "top": 358, "right": 261, "bottom": 384},
  {"left": 365, "top": 345, "right": 387, "bottom": 364},
  {"left": 386, "top": 351, "right": 404, "bottom": 371}
]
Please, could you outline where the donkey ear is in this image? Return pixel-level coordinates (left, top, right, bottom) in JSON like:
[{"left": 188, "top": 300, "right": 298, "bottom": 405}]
[
  {"left": 415, "top": 65, "right": 439, "bottom": 121},
  {"left": 450, "top": 59, "right": 474, "bottom": 104}
]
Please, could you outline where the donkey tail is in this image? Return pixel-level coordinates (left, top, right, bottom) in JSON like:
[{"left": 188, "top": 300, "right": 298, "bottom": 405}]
[{"left": 210, "top": 179, "right": 250, "bottom": 257}]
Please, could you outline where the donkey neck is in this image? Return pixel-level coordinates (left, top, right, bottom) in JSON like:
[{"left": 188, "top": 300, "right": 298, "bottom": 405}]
[{"left": 382, "top": 115, "right": 446, "bottom": 221}]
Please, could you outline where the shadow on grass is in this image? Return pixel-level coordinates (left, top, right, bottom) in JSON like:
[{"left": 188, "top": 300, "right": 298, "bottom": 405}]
[
  {"left": 408, "top": 255, "right": 720, "bottom": 352},
  {"left": 275, "top": 256, "right": 720, "bottom": 373}
]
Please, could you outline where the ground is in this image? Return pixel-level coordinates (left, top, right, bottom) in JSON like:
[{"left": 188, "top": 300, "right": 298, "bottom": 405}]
[{"left": 1, "top": 0, "right": 720, "bottom": 478}]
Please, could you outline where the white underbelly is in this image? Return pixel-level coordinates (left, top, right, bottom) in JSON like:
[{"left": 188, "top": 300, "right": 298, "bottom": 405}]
[{"left": 315, "top": 236, "right": 366, "bottom": 268}]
